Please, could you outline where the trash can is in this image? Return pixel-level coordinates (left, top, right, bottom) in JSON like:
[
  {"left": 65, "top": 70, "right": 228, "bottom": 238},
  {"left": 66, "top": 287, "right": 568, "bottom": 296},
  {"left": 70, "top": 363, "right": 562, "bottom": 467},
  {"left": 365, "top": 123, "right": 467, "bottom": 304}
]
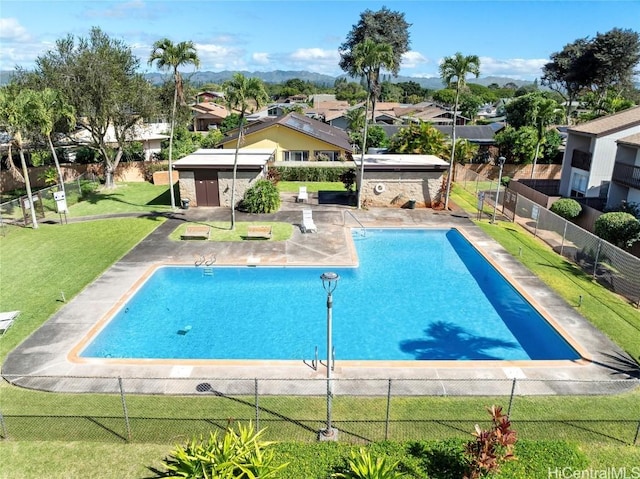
[
  {"left": 407, "top": 199, "right": 416, "bottom": 209},
  {"left": 181, "top": 198, "right": 190, "bottom": 210}
]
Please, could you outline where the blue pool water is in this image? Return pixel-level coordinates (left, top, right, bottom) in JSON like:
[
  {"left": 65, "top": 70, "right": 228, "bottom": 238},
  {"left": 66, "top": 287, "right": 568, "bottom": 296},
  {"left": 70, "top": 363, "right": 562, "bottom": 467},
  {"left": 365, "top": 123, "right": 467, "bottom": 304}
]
[{"left": 81, "top": 229, "right": 580, "bottom": 361}]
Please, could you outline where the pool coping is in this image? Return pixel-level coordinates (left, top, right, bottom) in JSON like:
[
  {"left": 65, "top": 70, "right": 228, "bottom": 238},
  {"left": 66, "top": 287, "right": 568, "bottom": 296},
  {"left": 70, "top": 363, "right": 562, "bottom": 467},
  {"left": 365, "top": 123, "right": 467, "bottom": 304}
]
[{"left": 3, "top": 207, "right": 639, "bottom": 395}]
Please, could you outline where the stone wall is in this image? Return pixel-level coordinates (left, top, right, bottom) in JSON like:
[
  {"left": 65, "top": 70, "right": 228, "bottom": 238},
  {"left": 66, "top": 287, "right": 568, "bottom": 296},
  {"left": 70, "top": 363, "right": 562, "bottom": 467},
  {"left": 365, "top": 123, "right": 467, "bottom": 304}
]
[
  {"left": 178, "top": 171, "right": 196, "bottom": 205},
  {"left": 217, "top": 171, "right": 264, "bottom": 207},
  {"left": 360, "top": 172, "right": 444, "bottom": 207}
]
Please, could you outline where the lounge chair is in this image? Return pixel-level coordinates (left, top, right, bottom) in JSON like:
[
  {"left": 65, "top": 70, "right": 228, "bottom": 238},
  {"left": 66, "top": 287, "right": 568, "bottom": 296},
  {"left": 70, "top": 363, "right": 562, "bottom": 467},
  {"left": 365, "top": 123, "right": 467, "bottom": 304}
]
[
  {"left": 297, "top": 186, "right": 308, "bottom": 203},
  {"left": 0, "top": 311, "right": 19, "bottom": 337},
  {"left": 301, "top": 209, "right": 317, "bottom": 233}
]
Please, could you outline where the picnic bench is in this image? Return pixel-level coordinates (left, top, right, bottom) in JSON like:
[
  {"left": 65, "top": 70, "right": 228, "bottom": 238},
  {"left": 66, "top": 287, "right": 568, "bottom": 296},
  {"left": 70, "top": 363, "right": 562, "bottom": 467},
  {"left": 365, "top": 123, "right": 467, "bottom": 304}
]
[
  {"left": 181, "top": 226, "right": 211, "bottom": 240},
  {"left": 246, "top": 225, "right": 272, "bottom": 239}
]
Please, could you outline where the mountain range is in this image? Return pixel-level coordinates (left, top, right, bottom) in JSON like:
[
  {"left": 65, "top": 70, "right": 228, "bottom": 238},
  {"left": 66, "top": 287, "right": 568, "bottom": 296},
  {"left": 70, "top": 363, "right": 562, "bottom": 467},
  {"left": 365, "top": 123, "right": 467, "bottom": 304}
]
[{"left": 1, "top": 69, "right": 534, "bottom": 90}]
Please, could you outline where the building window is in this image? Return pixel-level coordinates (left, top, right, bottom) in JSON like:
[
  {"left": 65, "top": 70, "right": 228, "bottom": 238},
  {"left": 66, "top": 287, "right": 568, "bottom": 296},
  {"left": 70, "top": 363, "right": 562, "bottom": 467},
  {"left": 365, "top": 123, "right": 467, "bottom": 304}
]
[
  {"left": 284, "top": 151, "right": 309, "bottom": 162},
  {"left": 570, "top": 171, "right": 588, "bottom": 197},
  {"left": 313, "top": 150, "right": 339, "bottom": 161}
]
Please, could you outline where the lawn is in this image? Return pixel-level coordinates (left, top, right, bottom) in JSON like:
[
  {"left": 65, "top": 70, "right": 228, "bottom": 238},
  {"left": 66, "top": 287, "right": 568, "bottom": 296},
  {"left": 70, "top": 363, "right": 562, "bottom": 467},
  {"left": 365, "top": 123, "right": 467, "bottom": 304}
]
[
  {"left": 0, "top": 181, "right": 638, "bottom": 477},
  {"left": 169, "top": 221, "right": 293, "bottom": 241}
]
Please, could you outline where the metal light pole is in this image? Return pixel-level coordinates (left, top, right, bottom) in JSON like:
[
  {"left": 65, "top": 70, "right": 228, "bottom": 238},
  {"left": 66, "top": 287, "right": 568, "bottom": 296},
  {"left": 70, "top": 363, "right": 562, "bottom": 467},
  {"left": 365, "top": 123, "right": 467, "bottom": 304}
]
[
  {"left": 319, "top": 271, "right": 339, "bottom": 440},
  {"left": 491, "top": 156, "right": 506, "bottom": 224}
]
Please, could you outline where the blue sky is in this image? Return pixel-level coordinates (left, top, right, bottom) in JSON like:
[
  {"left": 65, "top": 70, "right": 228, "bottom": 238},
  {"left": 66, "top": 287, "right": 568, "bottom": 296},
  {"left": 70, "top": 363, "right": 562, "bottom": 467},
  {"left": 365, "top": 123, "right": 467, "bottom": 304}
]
[{"left": 1, "top": 0, "right": 638, "bottom": 81}]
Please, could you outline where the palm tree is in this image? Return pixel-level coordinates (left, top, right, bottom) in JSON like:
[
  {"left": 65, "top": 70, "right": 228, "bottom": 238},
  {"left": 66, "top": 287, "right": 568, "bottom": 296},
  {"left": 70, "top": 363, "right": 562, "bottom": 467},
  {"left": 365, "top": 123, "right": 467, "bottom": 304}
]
[
  {"left": 0, "top": 87, "right": 39, "bottom": 228},
  {"left": 222, "top": 73, "right": 269, "bottom": 229},
  {"left": 351, "top": 39, "right": 396, "bottom": 209},
  {"left": 439, "top": 52, "right": 480, "bottom": 210},
  {"left": 32, "top": 88, "right": 76, "bottom": 195},
  {"left": 148, "top": 39, "right": 200, "bottom": 209},
  {"left": 530, "top": 97, "right": 561, "bottom": 180}
]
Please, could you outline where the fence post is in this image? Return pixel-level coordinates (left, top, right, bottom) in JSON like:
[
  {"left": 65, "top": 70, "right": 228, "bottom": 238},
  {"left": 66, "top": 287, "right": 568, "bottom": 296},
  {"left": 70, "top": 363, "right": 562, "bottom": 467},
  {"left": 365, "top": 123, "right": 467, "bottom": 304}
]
[
  {"left": 118, "top": 377, "right": 132, "bottom": 442},
  {"left": 385, "top": 379, "right": 392, "bottom": 441},
  {"left": 593, "top": 240, "right": 602, "bottom": 278},
  {"left": 0, "top": 410, "right": 7, "bottom": 439},
  {"left": 560, "top": 221, "right": 568, "bottom": 257},
  {"left": 254, "top": 378, "right": 259, "bottom": 431},
  {"left": 634, "top": 418, "right": 640, "bottom": 446},
  {"left": 507, "top": 378, "right": 517, "bottom": 418}
]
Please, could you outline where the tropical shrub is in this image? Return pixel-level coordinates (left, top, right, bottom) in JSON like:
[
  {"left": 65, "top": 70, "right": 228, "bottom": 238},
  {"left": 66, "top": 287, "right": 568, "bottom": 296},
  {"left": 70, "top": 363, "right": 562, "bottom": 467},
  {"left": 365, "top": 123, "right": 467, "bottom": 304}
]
[
  {"left": 161, "top": 422, "right": 288, "bottom": 479},
  {"left": 464, "top": 405, "right": 517, "bottom": 479},
  {"left": 38, "top": 167, "right": 59, "bottom": 186},
  {"left": 594, "top": 212, "right": 640, "bottom": 248},
  {"left": 550, "top": 198, "right": 582, "bottom": 220},
  {"left": 340, "top": 169, "right": 357, "bottom": 192},
  {"left": 500, "top": 176, "right": 511, "bottom": 187},
  {"left": 333, "top": 448, "right": 406, "bottom": 479},
  {"left": 242, "top": 179, "right": 281, "bottom": 213},
  {"left": 274, "top": 166, "right": 351, "bottom": 182}
]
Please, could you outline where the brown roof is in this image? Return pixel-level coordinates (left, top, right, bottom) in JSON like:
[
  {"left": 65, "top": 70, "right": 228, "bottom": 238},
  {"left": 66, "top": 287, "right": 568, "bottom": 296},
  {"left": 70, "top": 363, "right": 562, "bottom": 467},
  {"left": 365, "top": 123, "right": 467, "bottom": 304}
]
[
  {"left": 617, "top": 132, "right": 640, "bottom": 148},
  {"left": 568, "top": 106, "right": 640, "bottom": 137},
  {"left": 313, "top": 100, "right": 351, "bottom": 110},
  {"left": 191, "top": 102, "right": 228, "bottom": 119},
  {"left": 220, "top": 112, "right": 353, "bottom": 151}
]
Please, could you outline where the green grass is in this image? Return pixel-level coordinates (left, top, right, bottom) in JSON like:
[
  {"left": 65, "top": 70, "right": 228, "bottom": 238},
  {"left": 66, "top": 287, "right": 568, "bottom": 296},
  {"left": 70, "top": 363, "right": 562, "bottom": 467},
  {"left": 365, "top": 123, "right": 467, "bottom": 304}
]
[
  {"left": 68, "top": 182, "right": 175, "bottom": 216},
  {"left": 277, "top": 181, "right": 347, "bottom": 193},
  {"left": 450, "top": 185, "right": 640, "bottom": 363},
  {"left": 169, "top": 221, "right": 293, "bottom": 241},
  {"left": 0, "top": 181, "right": 638, "bottom": 476}
]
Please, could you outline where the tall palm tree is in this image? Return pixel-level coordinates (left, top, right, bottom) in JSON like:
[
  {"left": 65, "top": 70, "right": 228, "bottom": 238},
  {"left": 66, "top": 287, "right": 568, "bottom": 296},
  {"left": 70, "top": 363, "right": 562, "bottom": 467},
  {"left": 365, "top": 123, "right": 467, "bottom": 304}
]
[
  {"left": 0, "top": 87, "right": 39, "bottom": 228},
  {"left": 222, "top": 73, "right": 269, "bottom": 229},
  {"left": 148, "top": 39, "right": 200, "bottom": 209},
  {"left": 439, "top": 52, "right": 480, "bottom": 210},
  {"left": 32, "top": 88, "right": 76, "bottom": 194},
  {"left": 351, "top": 39, "right": 396, "bottom": 209}
]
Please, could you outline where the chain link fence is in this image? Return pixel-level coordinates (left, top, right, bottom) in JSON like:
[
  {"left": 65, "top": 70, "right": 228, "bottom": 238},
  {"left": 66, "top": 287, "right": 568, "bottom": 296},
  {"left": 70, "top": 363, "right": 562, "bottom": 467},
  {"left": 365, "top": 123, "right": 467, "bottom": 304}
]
[
  {"left": 1, "top": 375, "right": 638, "bottom": 445},
  {"left": 0, "top": 172, "right": 100, "bottom": 225},
  {"left": 458, "top": 168, "right": 640, "bottom": 307}
]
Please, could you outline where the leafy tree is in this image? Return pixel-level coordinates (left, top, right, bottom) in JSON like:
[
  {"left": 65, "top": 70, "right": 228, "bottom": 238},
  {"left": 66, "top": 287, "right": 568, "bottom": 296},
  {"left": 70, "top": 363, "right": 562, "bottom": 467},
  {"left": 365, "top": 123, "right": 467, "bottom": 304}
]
[
  {"left": 348, "top": 38, "right": 397, "bottom": 209},
  {"left": 0, "top": 86, "right": 39, "bottom": 227},
  {"left": 149, "top": 38, "right": 200, "bottom": 209},
  {"left": 431, "top": 88, "right": 456, "bottom": 106},
  {"left": 550, "top": 198, "right": 582, "bottom": 219},
  {"left": 495, "top": 126, "right": 537, "bottom": 164},
  {"left": 397, "top": 81, "right": 428, "bottom": 102},
  {"left": 28, "top": 88, "right": 76, "bottom": 193},
  {"left": 388, "top": 121, "right": 447, "bottom": 155},
  {"left": 339, "top": 6, "right": 411, "bottom": 78},
  {"left": 380, "top": 81, "right": 403, "bottom": 102},
  {"left": 448, "top": 138, "right": 479, "bottom": 165},
  {"left": 459, "top": 93, "right": 484, "bottom": 121},
  {"left": 579, "top": 88, "right": 636, "bottom": 120},
  {"left": 365, "top": 125, "right": 389, "bottom": 150},
  {"left": 594, "top": 212, "right": 640, "bottom": 248},
  {"left": 33, "top": 27, "right": 158, "bottom": 188},
  {"left": 222, "top": 73, "right": 269, "bottom": 229},
  {"left": 541, "top": 129, "right": 563, "bottom": 163},
  {"left": 439, "top": 52, "right": 480, "bottom": 209},
  {"left": 335, "top": 80, "right": 368, "bottom": 104},
  {"left": 219, "top": 113, "right": 242, "bottom": 134},
  {"left": 242, "top": 179, "right": 281, "bottom": 213},
  {"left": 199, "top": 129, "right": 224, "bottom": 148}
]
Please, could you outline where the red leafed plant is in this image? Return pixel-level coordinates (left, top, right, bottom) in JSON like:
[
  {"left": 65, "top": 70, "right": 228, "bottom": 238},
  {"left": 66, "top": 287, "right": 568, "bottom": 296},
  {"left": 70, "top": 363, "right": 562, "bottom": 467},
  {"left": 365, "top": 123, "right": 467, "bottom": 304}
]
[{"left": 464, "top": 405, "right": 517, "bottom": 478}]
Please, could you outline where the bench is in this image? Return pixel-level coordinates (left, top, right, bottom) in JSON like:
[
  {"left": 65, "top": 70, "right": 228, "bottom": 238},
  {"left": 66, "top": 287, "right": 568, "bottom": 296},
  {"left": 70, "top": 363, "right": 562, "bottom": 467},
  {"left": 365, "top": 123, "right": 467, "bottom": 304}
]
[
  {"left": 246, "top": 225, "right": 272, "bottom": 240},
  {"left": 181, "top": 226, "right": 211, "bottom": 240}
]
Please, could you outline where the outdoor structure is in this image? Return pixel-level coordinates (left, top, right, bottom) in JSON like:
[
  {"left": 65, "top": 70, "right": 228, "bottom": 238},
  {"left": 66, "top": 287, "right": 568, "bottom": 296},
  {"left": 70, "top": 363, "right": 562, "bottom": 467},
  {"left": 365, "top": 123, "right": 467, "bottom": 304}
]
[
  {"left": 558, "top": 106, "right": 640, "bottom": 204},
  {"left": 607, "top": 132, "right": 640, "bottom": 209},
  {"left": 354, "top": 154, "right": 449, "bottom": 207},
  {"left": 191, "top": 101, "right": 228, "bottom": 132},
  {"left": 218, "top": 112, "right": 353, "bottom": 162},
  {"left": 173, "top": 148, "right": 275, "bottom": 207}
]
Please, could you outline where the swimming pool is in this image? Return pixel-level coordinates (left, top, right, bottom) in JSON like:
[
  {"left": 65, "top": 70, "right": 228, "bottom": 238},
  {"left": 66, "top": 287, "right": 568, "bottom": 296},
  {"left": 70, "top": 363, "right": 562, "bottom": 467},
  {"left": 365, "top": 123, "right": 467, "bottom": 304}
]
[{"left": 80, "top": 229, "right": 580, "bottom": 361}]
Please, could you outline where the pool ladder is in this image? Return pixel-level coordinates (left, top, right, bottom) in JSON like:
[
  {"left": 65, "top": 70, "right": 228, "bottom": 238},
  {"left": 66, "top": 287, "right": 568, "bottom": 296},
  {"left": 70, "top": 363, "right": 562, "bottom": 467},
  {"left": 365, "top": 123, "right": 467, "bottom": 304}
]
[
  {"left": 309, "top": 345, "right": 335, "bottom": 371},
  {"left": 343, "top": 211, "right": 366, "bottom": 237}
]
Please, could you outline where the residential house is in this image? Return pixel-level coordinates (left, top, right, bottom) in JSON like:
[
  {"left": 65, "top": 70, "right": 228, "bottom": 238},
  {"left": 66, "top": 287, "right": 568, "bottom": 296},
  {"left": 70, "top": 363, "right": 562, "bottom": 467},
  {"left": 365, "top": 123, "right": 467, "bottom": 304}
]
[
  {"left": 218, "top": 112, "right": 353, "bottom": 162},
  {"left": 607, "top": 132, "right": 640, "bottom": 209},
  {"left": 173, "top": 148, "right": 275, "bottom": 207},
  {"left": 558, "top": 106, "right": 640, "bottom": 204},
  {"left": 191, "top": 101, "right": 229, "bottom": 132}
]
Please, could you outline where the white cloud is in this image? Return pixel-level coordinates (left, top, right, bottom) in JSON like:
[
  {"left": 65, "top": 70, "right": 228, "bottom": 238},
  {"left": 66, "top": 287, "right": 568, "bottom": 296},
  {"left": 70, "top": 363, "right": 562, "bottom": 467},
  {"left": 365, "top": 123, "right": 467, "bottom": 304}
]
[
  {"left": 0, "top": 18, "right": 31, "bottom": 42},
  {"left": 401, "top": 51, "right": 428, "bottom": 69},
  {"left": 195, "top": 43, "right": 247, "bottom": 70},
  {"left": 287, "top": 48, "right": 340, "bottom": 73},
  {"left": 478, "top": 56, "right": 547, "bottom": 80},
  {"left": 252, "top": 52, "right": 270, "bottom": 65}
]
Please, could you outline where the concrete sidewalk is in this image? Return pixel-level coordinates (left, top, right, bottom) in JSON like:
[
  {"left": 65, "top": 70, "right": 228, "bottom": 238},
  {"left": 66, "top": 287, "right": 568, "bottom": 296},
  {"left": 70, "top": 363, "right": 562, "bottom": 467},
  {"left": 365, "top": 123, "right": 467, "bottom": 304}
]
[{"left": 3, "top": 201, "right": 638, "bottom": 395}]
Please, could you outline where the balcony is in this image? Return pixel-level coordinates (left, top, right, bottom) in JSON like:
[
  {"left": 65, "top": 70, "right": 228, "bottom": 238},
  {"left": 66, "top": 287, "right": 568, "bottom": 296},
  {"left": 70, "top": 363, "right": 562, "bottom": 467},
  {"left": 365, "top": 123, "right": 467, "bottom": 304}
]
[
  {"left": 612, "top": 162, "right": 640, "bottom": 190},
  {"left": 571, "top": 149, "right": 592, "bottom": 171}
]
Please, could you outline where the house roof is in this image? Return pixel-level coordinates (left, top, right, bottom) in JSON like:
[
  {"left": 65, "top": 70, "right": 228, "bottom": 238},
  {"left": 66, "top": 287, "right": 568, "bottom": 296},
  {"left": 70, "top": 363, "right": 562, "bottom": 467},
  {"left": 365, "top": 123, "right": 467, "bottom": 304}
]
[
  {"left": 191, "top": 102, "right": 228, "bottom": 119},
  {"left": 433, "top": 125, "right": 498, "bottom": 143},
  {"left": 568, "top": 106, "right": 640, "bottom": 137},
  {"left": 353, "top": 153, "right": 449, "bottom": 170},
  {"left": 616, "top": 132, "right": 640, "bottom": 148},
  {"left": 173, "top": 148, "right": 275, "bottom": 169},
  {"left": 220, "top": 112, "right": 353, "bottom": 151}
]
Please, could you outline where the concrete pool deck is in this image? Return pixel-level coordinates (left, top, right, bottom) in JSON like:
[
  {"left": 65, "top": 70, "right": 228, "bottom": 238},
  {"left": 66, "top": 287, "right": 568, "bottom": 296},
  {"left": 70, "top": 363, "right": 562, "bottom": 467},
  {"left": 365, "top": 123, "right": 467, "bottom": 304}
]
[{"left": 3, "top": 196, "right": 639, "bottom": 395}]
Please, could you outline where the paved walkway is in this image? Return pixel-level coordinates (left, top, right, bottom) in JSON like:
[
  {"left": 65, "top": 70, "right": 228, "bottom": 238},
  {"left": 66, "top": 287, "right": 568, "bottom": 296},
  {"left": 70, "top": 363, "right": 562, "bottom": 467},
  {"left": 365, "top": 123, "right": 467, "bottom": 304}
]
[{"left": 3, "top": 194, "right": 638, "bottom": 395}]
